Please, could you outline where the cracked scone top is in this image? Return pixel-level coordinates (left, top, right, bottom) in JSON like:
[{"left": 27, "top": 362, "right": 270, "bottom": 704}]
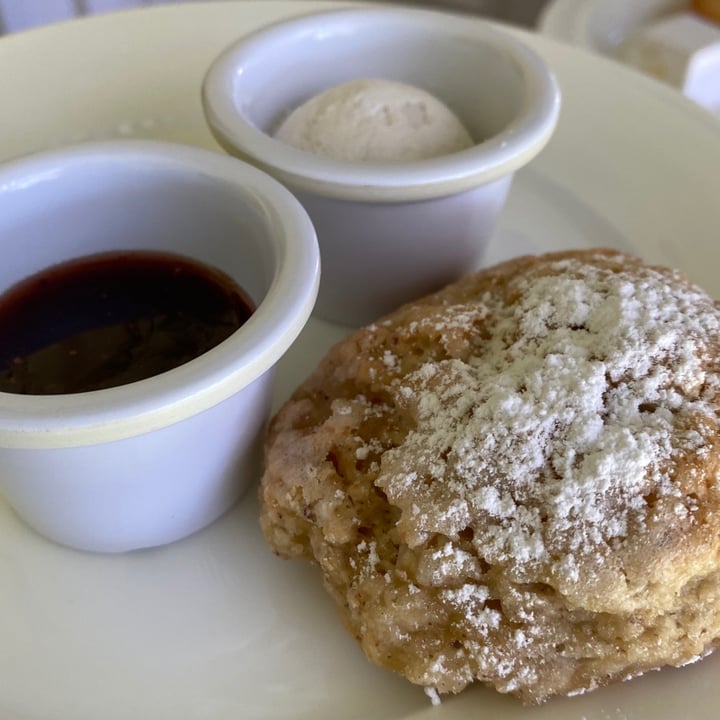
[{"left": 259, "top": 249, "right": 720, "bottom": 704}]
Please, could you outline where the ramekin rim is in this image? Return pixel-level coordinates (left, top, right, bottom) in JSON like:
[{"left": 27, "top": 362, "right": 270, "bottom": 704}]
[
  {"left": 0, "top": 139, "right": 320, "bottom": 448},
  {"left": 201, "top": 6, "right": 562, "bottom": 202}
]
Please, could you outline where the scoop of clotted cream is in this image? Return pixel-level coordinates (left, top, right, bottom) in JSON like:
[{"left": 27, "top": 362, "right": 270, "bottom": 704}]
[{"left": 273, "top": 78, "right": 474, "bottom": 163}]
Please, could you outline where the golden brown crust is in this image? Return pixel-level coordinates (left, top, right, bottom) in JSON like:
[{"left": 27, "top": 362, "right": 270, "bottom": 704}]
[
  {"left": 693, "top": 0, "right": 720, "bottom": 24},
  {"left": 260, "top": 249, "right": 720, "bottom": 704}
]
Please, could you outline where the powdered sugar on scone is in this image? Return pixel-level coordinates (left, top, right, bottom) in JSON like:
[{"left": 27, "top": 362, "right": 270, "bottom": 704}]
[
  {"left": 260, "top": 250, "right": 720, "bottom": 704},
  {"left": 378, "top": 257, "right": 719, "bottom": 604}
]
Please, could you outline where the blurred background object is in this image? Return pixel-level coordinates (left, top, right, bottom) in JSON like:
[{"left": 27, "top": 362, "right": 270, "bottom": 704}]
[
  {"left": 539, "top": 0, "right": 720, "bottom": 117},
  {"left": 0, "top": 0, "right": 549, "bottom": 34}
]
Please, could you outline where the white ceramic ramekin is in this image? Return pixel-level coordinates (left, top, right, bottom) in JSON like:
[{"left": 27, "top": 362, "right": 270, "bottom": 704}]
[
  {"left": 202, "top": 6, "right": 561, "bottom": 325},
  {"left": 0, "top": 140, "right": 319, "bottom": 552}
]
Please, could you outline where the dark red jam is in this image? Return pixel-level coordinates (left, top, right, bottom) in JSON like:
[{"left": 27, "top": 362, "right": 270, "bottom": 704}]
[{"left": 0, "top": 251, "right": 254, "bottom": 395}]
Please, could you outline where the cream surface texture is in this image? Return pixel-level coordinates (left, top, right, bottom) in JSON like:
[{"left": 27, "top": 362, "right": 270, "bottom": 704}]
[{"left": 273, "top": 78, "right": 474, "bottom": 163}]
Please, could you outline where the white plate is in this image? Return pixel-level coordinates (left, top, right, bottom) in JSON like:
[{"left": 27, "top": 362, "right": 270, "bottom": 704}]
[{"left": 2, "top": 3, "right": 720, "bottom": 719}]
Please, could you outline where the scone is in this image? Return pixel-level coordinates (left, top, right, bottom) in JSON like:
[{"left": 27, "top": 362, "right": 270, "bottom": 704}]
[{"left": 259, "top": 249, "right": 720, "bottom": 704}]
